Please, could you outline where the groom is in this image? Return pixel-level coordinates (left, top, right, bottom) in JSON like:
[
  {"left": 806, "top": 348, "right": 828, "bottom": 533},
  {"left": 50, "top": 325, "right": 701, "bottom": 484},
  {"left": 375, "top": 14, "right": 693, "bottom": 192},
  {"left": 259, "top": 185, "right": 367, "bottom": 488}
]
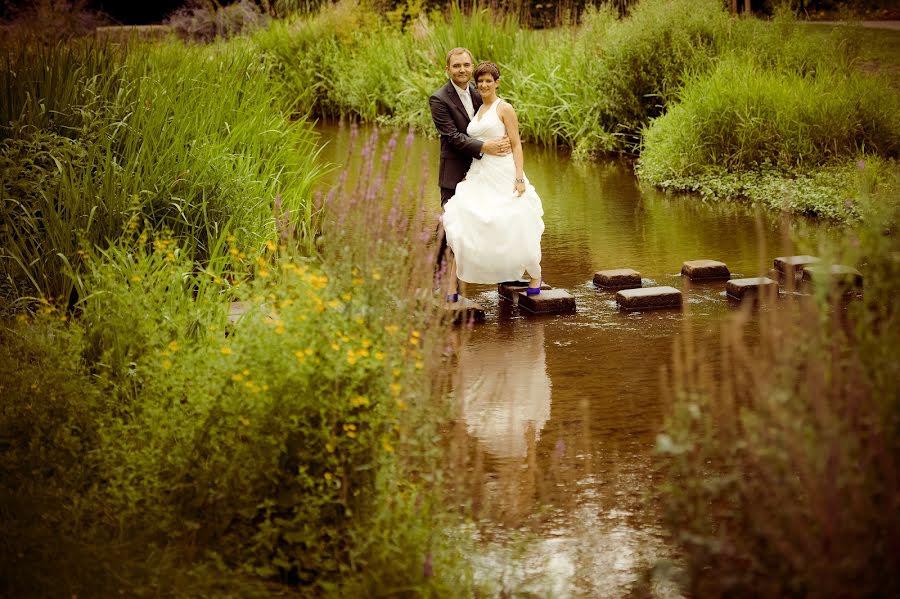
[
  {"left": 430, "top": 47, "right": 509, "bottom": 273},
  {"left": 430, "top": 47, "right": 510, "bottom": 207}
]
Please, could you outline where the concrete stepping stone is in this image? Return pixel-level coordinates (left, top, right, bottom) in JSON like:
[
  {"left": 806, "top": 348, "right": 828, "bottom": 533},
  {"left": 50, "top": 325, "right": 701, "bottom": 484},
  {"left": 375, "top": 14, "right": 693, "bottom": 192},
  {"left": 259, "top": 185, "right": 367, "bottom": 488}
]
[
  {"left": 801, "top": 264, "right": 863, "bottom": 294},
  {"left": 774, "top": 255, "right": 821, "bottom": 283},
  {"left": 517, "top": 288, "right": 576, "bottom": 314},
  {"left": 681, "top": 260, "right": 730, "bottom": 280},
  {"left": 593, "top": 268, "right": 641, "bottom": 289},
  {"left": 498, "top": 280, "right": 552, "bottom": 300},
  {"left": 444, "top": 296, "right": 486, "bottom": 323},
  {"left": 726, "top": 277, "right": 779, "bottom": 301},
  {"left": 616, "top": 286, "right": 682, "bottom": 311},
  {"left": 228, "top": 301, "right": 248, "bottom": 324}
]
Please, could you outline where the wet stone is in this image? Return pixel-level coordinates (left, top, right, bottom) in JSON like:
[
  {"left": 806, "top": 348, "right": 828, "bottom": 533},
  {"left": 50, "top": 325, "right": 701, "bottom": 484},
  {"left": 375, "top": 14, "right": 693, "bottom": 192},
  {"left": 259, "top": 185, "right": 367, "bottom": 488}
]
[
  {"left": 774, "top": 255, "right": 821, "bottom": 284},
  {"left": 801, "top": 264, "right": 863, "bottom": 294},
  {"left": 726, "top": 277, "right": 779, "bottom": 301},
  {"left": 517, "top": 288, "right": 576, "bottom": 314},
  {"left": 445, "top": 296, "right": 486, "bottom": 323},
  {"left": 616, "top": 286, "right": 682, "bottom": 311},
  {"left": 498, "top": 280, "right": 553, "bottom": 300},
  {"left": 681, "top": 260, "right": 730, "bottom": 280},
  {"left": 593, "top": 269, "right": 642, "bottom": 289}
]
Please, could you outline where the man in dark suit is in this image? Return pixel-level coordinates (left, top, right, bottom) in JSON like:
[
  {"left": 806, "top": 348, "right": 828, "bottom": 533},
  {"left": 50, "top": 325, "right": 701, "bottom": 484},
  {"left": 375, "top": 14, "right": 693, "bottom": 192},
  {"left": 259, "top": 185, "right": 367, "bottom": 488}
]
[
  {"left": 430, "top": 48, "right": 509, "bottom": 281},
  {"left": 429, "top": 47, "right": 510, "bottom": 207}
]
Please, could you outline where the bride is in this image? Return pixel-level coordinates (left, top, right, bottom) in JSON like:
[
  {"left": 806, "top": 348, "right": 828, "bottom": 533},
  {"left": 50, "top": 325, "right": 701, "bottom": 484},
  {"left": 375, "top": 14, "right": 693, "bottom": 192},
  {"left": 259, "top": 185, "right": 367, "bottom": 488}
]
[{"left": 442, "top": 61, "right": 545, "bottom": 300}]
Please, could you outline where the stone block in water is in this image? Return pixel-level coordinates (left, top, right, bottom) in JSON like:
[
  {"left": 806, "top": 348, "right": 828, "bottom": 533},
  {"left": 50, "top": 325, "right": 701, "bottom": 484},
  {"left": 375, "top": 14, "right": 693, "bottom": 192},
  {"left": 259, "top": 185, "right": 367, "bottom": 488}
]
[
  {"left": 593, "top": 269, "right": 642, "bottom": 289},
  {"left": 681, "top": 260, "right": 730, "bottom": 280},
  {"left": 517, "top": 288, "right": 576, "bottom": 314},
  {"left": 726, "top": 277, "right": 779, "bottom": 301},
  {"left": 616, "top": 286, "right": 682, "bottom": 311},
  {"left": 498, "top": 280, "right": 552, "bottom": 300},
  {"left": 801, "top": 264, "right": 863, "bottom": 294},
  {"left": 774, "top": 255, "right": 821, "bottom": 283},
  {"left": 444, "top": 296, "right": 486, "bottom": 323}
]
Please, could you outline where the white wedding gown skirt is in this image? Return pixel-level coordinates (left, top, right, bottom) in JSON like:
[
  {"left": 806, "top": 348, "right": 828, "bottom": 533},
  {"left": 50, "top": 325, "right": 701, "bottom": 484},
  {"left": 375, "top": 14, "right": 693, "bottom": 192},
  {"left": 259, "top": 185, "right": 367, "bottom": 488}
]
[{"left": 442, "top": 100, "right": 544, "bottom": 284}]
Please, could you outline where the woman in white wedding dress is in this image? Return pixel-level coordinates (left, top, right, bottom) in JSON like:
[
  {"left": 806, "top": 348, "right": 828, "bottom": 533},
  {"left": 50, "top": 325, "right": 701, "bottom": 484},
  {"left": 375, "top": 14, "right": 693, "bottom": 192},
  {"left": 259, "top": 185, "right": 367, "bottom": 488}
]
[{"left": 442, "top": 61, "right": 545, "bottom": 299}]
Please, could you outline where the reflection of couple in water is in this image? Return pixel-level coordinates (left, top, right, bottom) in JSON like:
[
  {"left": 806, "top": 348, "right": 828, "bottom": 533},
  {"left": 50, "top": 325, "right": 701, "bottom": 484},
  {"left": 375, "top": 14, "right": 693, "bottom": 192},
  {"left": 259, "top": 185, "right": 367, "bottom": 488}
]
[
  {"left": 430, "top": 48, "right": 545, "bottom": 301},
  {"left": 455, "top": 322, "right": 551, "bottom": 460}
]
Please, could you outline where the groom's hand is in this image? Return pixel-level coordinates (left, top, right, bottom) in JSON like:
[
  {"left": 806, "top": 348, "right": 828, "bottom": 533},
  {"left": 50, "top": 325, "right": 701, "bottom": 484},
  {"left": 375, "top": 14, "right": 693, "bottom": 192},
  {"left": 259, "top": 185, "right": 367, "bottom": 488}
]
[{"left": 481, "top": 136, "right": 511, "bottom": 156}]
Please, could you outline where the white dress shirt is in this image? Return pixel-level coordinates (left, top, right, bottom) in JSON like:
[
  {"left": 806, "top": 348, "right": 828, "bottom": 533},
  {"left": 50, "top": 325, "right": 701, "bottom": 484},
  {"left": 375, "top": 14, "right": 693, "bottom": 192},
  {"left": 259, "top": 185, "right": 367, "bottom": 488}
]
[{"left": 452, "top": 81, "right": 475, "bottom": 120}]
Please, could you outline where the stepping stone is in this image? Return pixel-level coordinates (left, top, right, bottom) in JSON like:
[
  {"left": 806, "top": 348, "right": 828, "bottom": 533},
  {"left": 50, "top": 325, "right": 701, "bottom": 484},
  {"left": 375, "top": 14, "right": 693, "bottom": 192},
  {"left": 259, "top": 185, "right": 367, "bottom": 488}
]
[
  {"left": 774, "top": 255, "right": 821, "bottom": 283},
  {"left": 444, "top": 296, "right": 486, "bottom": 323},
  {"left": 228, "top": 301, "right": 249, "bottom": 324},
  {"left": 726, "top": 277, "right": 779, "bottom": 301},
  {"left": 616, "top": 286, "right": 682, "bottom": 311},
  {"left": 681, "top": 260, "right": 730, "bottom": 280},
  {"left": 517, "top": 288, "right": 576, "bottom": 314},
  {"left": 593, "top": 268, "right": 641, "bottom": 289},
  {"left": 498, "top": 280, "right": 552, "bottom": 300},
  {"left": 801, "top": 264, "right": 863, "bottom": 294}
]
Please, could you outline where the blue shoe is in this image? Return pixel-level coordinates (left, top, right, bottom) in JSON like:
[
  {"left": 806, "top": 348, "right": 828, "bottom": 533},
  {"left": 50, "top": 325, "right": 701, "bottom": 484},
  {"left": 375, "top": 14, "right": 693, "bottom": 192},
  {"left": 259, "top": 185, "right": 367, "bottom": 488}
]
[
  {"left": 446, "top": 293, "right": 459, "bottom": 303},
  {"left": 525, "top": 280, "right": 543, "bottom": 295}
]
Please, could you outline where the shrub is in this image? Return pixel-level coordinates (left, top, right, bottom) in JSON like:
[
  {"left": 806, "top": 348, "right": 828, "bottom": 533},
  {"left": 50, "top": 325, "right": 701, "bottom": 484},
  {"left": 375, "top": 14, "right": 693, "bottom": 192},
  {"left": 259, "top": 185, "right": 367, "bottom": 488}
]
[
  {"left": 0, "top": 38, "right": 321, "bottom": 303},
  {"left": 655, "top": 166, "right": 900, "bottom": 596}
]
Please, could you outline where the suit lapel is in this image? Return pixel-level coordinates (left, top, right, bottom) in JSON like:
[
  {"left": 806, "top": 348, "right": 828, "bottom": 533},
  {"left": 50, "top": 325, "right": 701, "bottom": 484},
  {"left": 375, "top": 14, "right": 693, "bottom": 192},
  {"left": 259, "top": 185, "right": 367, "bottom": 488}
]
[{"left": 444, "top": 80, "right": 471, "bottom": 122}]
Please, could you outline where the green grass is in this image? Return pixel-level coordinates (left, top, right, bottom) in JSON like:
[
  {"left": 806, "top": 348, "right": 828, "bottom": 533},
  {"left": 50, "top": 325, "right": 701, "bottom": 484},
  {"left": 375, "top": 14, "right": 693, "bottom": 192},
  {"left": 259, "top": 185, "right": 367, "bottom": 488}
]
[{"left": 0, "top": 38, "right": 322, "bottom": 304}]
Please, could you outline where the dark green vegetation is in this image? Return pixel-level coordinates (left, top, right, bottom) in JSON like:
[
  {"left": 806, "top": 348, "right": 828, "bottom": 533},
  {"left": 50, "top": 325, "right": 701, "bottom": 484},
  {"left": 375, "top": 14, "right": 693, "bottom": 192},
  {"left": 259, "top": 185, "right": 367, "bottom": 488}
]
[
  {"left": 657, "top": 173, "right": 900, "bottom": 596},
  {"left": 2, "top": 1, "right": 899, "bottom": 596},
  {"left": 254, "top": 0, "right": 899, "bottom": 221},
  {"left": 0, "top": 30, "right": 475, "bottom": 599}
]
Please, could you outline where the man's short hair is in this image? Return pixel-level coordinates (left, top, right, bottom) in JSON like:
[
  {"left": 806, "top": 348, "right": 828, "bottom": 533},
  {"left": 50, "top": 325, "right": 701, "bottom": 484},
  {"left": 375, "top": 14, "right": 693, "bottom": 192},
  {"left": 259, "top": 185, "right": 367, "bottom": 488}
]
[{"left": 446, "top": 47, "right": 474, "bottom": 66}]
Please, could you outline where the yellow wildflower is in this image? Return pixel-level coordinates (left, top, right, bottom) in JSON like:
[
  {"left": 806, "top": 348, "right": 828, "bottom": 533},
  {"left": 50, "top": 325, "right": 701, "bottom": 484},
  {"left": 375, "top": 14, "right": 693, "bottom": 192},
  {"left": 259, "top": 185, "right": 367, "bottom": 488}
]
[
  {"left": 265, "top": 239, "right": 277, "bottom": 252},
  {"left": 294, "top": 350, "right": 306, "bottom": 362},
  {"left": 324, "top": 472, "right": 333, "bottom": 481},
  {"left": 385, "top": 324, "right": 399, "bottom": 335},
  {"left": 341, "top": 293, "right": 352, "bottom": 302},
  {"left": 231, "top": 373, "right": 244, "bottom": 382},
  {"left": 167, "top": 340, "right": 179, "bottom": 352},
  {"left": 221, "top": 346, "right": 232, "bottom": 355},
  {"left": 258, "top": 268, "right": 270, "bottom": 278},
  {"left": 390, "top": 383, "right": 402, "bottom": 396},
  {"left": 374, "top": 351, "right": 385, "bottom": 361},
  {"left": 351, "top": 396, "right": 370, "bottom": 408},
  {"left": 415, "top": 361, "right": 424, "bottom": 370},
  {"left": 381, "top": 438, "right": 395, "bottom": 453},
  {"left": 238, "top": 416, "right": 250, "bottom": 427},
  {"left": 130, "top": 275, "right": 142, "bottom": 283},
  {"left": 162, "top": 359, "right": 172, "bottom": 369}
]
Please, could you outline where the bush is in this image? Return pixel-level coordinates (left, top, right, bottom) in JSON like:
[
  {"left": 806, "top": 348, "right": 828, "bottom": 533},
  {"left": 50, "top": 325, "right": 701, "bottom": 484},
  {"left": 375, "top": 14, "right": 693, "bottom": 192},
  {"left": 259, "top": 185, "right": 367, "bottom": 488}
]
[
  {"left": 0, "top": 38, "right": 321, "bottom": 303},
  {"left": 655, "top": 166, "right": 900, "bottom": 596}
]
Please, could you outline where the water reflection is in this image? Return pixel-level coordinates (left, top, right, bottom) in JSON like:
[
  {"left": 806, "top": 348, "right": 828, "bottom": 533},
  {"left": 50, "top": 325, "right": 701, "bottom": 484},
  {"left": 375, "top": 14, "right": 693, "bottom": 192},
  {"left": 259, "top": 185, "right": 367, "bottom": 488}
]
[
  {"left": 315, "top": 121, "right": 833, "bottom": 597},
  {"left": 458, "top": 320, "right": 551, "bottom": 460}
]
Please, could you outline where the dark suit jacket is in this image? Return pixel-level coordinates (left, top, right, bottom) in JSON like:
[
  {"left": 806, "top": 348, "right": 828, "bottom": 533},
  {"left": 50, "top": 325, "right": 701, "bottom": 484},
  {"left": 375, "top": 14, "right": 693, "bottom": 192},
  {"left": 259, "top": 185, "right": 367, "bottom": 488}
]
[{"left": 429, "top": 80, "right": 484, "bottom": 191}]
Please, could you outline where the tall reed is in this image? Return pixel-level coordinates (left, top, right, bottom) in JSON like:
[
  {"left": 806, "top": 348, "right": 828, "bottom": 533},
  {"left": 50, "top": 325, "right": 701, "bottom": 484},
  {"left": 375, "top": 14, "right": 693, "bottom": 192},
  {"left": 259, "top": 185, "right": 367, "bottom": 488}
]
[
  {"left": 656, "top": 175, "right": 900, "bottom": 595},
  {"left": 0, "top": 38, "right": 322, "bottom": 305}
]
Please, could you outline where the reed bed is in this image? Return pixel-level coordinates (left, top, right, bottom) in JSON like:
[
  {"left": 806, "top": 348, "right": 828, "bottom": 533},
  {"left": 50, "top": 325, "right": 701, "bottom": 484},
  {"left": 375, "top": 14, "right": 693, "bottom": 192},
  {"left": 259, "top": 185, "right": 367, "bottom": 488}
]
[{"left": 656, "top": 172, "right": 900, "bottom": 595}]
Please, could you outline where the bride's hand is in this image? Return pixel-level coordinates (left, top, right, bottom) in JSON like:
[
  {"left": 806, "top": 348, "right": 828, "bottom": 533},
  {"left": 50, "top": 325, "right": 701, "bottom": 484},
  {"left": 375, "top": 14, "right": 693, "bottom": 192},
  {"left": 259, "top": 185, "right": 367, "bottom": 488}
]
[{"left": 514, "top": 181, "right": 525, "bottom": 196}]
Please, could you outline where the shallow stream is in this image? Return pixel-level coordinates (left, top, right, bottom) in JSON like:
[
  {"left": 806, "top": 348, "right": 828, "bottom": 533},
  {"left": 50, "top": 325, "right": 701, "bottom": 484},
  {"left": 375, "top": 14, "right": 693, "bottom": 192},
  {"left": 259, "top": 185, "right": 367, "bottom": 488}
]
[{"left": 316, "top": 121, "right": 831, "bottom": 597}]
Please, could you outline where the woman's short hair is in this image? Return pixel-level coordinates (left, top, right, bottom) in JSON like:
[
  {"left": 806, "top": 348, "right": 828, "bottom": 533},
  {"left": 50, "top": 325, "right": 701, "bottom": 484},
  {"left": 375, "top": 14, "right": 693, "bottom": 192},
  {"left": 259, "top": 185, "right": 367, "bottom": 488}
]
[{"left": 474, "top": 61, "right": 500, "bottom": 81}]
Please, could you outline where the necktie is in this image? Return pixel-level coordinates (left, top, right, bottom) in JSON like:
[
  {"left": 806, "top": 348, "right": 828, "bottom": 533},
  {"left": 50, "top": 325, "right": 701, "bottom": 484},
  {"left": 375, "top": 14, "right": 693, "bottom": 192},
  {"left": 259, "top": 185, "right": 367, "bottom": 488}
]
[{"left": 460, "top": 89, "right": 474, "bottom": 120}]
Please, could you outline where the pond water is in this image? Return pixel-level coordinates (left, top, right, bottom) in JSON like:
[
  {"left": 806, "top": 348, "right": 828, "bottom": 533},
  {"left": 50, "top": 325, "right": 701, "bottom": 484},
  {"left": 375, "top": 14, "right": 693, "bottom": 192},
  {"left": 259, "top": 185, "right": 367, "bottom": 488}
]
[{"left": 315, "top": 120, "right": 830, "bottom": 597}]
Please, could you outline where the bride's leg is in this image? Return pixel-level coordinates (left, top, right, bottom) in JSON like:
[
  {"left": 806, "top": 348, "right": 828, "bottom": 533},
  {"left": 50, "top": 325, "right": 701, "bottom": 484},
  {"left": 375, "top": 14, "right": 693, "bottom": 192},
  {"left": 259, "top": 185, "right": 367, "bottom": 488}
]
[{"left": 445, "top": 250, "right": 459, "bottom": 301}]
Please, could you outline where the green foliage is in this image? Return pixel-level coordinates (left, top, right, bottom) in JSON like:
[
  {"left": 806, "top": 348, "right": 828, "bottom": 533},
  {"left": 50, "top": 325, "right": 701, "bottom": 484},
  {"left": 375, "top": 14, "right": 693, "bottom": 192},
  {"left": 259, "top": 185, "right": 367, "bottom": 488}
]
[
  {"left": 639, "top": 55, "right": 900, "bottom": 176},
  {"left": 0, "top": 38, "right": 322, "bottom": 303},
  {"left": 656, "top": 166, "right": 900, "bottom": 596}
]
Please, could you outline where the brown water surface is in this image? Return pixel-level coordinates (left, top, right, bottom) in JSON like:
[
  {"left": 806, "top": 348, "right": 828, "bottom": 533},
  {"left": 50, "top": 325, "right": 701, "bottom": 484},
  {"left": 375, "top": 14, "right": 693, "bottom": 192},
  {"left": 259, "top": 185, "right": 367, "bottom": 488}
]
[{"left": 316, "top": 121, "right": 831, "bottom": 597}]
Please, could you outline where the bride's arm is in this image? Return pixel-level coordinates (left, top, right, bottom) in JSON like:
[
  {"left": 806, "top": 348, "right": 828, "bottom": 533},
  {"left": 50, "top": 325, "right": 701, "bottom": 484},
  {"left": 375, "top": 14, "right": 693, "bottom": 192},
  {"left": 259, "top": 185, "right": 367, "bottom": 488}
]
[{"left": 499, "top": 102, "right": 526, "bottom": 196}]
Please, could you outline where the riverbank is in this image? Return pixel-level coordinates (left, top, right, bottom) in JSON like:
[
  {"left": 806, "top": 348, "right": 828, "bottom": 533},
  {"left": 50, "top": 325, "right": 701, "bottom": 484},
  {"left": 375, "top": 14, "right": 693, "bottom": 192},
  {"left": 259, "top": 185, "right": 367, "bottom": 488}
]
[{"left": 250, "top": 0, "right": 899, "bottom": 223}]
